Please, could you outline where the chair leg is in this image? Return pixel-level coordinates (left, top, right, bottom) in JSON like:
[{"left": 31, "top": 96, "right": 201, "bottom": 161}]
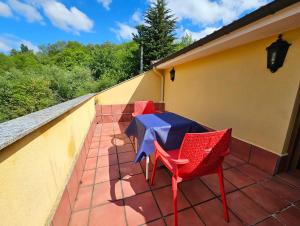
[
  {"left": 218, "top": 167, "right": 229, "bottom": 222},
  {"left": 172, "top": 176, "right": 178, "bottom": 226},
  {"left": 150, "top": 155, "right": 158, "bottom": 185}
]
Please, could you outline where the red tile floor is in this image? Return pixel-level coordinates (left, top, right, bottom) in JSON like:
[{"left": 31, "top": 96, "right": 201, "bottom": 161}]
[{"left": 69, "top": 122, "right": 300, "bottom": 226}]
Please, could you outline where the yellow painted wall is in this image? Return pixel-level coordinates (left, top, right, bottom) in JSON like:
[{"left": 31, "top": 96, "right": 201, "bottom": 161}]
[
  {"left": 163, "top": 28, "right": 300, "bottom": 155},
  {"left": 95, "top": 70, "right": 162, "bottom": 104},
  {"left": 0, "top": 97, "right": 95, "bottom": 226}
]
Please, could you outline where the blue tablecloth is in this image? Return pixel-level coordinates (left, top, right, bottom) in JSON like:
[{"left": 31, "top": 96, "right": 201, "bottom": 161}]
[{"left": 125, "top": 112, "right": 208, "bottom": 162}]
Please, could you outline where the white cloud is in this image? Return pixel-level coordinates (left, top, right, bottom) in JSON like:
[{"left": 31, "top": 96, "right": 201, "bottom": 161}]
[
  {"left": 111, "top": 22, "right": 137, "bottom": 41},
  {"left": 132, "top": 10, "right": 143, "bottom": 24},
  {"left": 41, "top": 1, "right": 93, "bottom": 34},
  {"left": 0, "top": 34, "right": 39, "bottom": 53},
  {"left": 97, "top": 0, "right": 112, "bottom": 10},
  {"left": 0, "top": 2, "right": 13, "bottom": 17},
  {"left": 149, "top": 0, "right": 269, "bottom": 25},
  {"left": 8, "top": 0, "right": 43, "bottom": 22}
]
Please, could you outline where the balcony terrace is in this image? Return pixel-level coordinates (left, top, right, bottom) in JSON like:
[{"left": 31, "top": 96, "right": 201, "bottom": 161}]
[
  {"left": 63, "top": 119, "right": 300, "bottom": 226},
  {"left": 1, "top": 1, "right": 300, "bottom": 226}
]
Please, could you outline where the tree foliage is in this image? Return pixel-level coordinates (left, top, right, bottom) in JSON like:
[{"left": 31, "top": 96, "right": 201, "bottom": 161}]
[
  {"left": 0, "top": 41, "right": 140, "bottom": 122},
  {"left": 133, "top": 0, "right": 177, "bottom": 70},
  {"left": 175, "top": 33, "right": 194, "bottom": 51}
]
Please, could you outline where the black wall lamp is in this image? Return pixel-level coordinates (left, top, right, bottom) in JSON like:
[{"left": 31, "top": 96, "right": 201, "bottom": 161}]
[
  {"left": 266, "top": 34, "right": 291, "bottom": 73},
  {"left": 170, "top": 67, "right": 175, "bottom": 81}
]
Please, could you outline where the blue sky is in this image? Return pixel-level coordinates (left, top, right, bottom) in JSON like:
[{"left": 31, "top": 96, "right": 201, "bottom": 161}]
[{"left": 0, "top": 0, "right": 271, "bottom": 53}]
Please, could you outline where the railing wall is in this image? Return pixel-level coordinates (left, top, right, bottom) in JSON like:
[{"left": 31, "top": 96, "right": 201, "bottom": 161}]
[{"left": 0, "top": 95, "right": 96, "bottom": 226}]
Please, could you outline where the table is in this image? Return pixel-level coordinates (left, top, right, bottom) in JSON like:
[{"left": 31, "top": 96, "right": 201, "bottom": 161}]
[{"left": 125, "top": 112, "right": 208, "bottom": 179}]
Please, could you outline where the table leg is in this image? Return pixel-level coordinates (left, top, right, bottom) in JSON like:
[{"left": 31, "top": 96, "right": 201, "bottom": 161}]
[
  {"left": 146, "top": 155, "right": 149, "bottom": 180},
  {"left": 134, "top": 137, "right": 138, "bottom": 153}
]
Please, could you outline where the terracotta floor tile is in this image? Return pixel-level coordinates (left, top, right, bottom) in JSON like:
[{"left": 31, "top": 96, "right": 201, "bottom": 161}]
[
  {"left": 241, "top": 184, "right": 289, "bottom": 213},
  {"left": 98, "top": 146, "right": 117, "bottom": 156},
  {"left": 67, "top": 169, "right": 79, "bottom": 209},
  {"left": 276, "top": 172, "right": 300, "bottom": 188},
  {"left": 119, "top": 162, "right": 143, "bottom": 177},
  {"left": 149, "top": 168, "right": 172, "bottom": 189},
  {"left": 261, "top": 178, "right": 300, "bottom": 202},
  {"left": 80, "top": 170, "right": 95, "bottom": 186},
  {"left": 88, "top": 148, "right": 98, "bottom": 158},
  {"left": 224, "top": 155, "right": 246, "bottom": 167},
  {"left": 93, "top": 131, "right": 101, "bottom": 137},
  {"left": 92, "top": 180, "right": 122, "bottom": 206},
  {"left": 114, "top": 137, "right": 131, "bottom": 146},
  {"left": 53, "top": 189, "right": 71, "bottom": 226},
  {"left": 89, "top": 201, "right": 126, "bottom": 226},
  {"left": 237, "top": 164, "right": 270, "bottom": 182},
  {"left": 117, "top": 143, "right": 134, "bottom": 153},
  {"left": 95, "top": 165, "right": 120, "bottom": 183},
  {"left": 84, "top": 157, "right": 97, "bottom": 170},
  {"left": 276, "top": 206, "right": 300, "bottom": 226},
  {"left": 226, "top": 191, "right": 269, "bottom": 225},
  {"left": 97, "top": 154, "right": 118, "bottom": 167},
  {"left": 73, "top": 186, "right": 93, "bottom": 211},
  {"left": 121, "top": 174, "right": 150, "bottom": 198},
  {"left": 102, "top": 122, "right": 114, "bottom": 128},
  {"left": 91, "top": 136, "right": 101, "bottom": 143},
  {"left": 201, "top": 174, "right": 237, "bottom": 196},
  {"left": 223, "top": 168, "right": 255, "bottom": 188},
  {"left": 124, "top": 192, "right": 161, "bottom": 226},
  {"left": 179, "top": 179, "right": 215, "bottom": 205},
  {"left": 255, "top": 217, "right": 283, "bottom": 226},
  {"left": 101, "top": 130, "right": 115, "bottom": 136},
  {"left": 223, "top": 162, "right": 232, "bottom": 170},
  {"left": 99, "top": 142, "right": 115, "bottom": 149},
  {"left": 90, "top": 141, "right": 100, "bottom": 149},
  {"left": 114, "top": 129, "right": 122, "bottom": 134},
  {"left": 195, "top": 198, "right": 242, "bottom": 226},
  {"left": 101, "top": 135, "right": 114, "bottom": 141},
  {"left": 118, "top": 151, "right": 136, "bottom": 163},
  {"left": 69, "top": 209, "right": 89, "bottom": 226},
  {"left": 141, "top": 219, "right": 165, "bottom": 226},
  {"left": 165, "top": 208, "right": 204, "bottom": 226},
  {"left": 153, "top": 186, "right": 190, "bottom": 216},
  {"left": 115, "top": 133, "right": 129, "bottom": 139}
]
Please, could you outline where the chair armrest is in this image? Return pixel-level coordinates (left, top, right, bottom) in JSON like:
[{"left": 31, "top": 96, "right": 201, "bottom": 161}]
[
  {"left": 171, "top": 158, "right": 189, "bottom": 165},
  {"left": 154, "top": 141, "right": 170, "bottom": 158},
  {"left": 154, "top": 141, "right": 189, "bottom": 165}
]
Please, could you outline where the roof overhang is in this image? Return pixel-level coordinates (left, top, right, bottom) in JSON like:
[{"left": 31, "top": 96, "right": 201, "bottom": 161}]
[{"left": 154, "top": 1, "right": 300, "bottom": 70}]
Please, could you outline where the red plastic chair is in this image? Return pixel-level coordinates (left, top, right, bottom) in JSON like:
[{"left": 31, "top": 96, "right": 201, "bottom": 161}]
[
  {"left": 132, "top": 101, "right": 157, "bottom": 117},
  {"left": 150, "top": 129, "right": 232, "bottom": 226}
]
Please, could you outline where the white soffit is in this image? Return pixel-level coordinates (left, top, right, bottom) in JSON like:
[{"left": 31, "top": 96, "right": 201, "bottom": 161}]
[{"left": 156, "top": 2, "right": 300, "bottom": 69}]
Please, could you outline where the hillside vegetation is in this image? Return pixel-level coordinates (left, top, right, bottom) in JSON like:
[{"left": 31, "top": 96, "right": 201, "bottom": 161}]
[{"left": 0, "top": 0, "right": 193, "bottom": 123}]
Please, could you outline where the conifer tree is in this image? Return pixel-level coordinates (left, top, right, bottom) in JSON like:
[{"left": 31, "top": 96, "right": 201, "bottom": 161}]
[{"left": 133, "top": 0, "right": 177, "bottom": 71}]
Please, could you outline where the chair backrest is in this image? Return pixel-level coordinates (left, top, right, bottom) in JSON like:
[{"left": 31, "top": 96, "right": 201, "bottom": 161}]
[
  {"left": 133, "top": 101, "right": 156, "bottom": 115},
  {"left": 177, "top": 129, "right": 232, "bottom": 179}
]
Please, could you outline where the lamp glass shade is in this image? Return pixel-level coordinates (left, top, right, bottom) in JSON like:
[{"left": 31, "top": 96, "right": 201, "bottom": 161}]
[
  {"left": 170, "top": 68, "right": 175, "bottom": 81},
  {"left": 266, "top": 35, "right": 291, "bottom": 73}
]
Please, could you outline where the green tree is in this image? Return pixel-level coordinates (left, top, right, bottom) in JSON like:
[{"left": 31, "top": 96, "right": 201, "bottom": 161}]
[
  {"left": 20, "top": 44, "right": 30, "bottom": 53},
  {"left": 89, "top": 41, "right": 139, "bottom": 81},
  {"left": 0, "top": 69, "right": 58, "bottom": 122},
  {"left": 133, "top": 0, "right": 177, "bottom": 70},
  {"left": 176, "top": 33, "right": 194, "bottom": 51},
  {"left": 52, "top": 42, "right": 91, "bottom": 69},
  {"left": 0, "top": 40, "right": 141, "bottom": 122}
]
